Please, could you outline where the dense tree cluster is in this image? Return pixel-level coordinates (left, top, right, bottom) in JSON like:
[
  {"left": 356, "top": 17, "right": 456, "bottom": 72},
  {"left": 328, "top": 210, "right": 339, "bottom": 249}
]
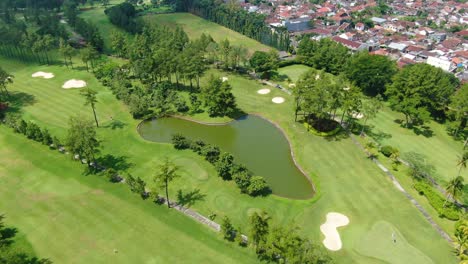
[
  {"left": 2, "top": 114, "right": 56, "bottom": 147},
  {"left": 293, "top": 69, "right": 363, "bottom": 132},
  {"left": 249, "top": 51, "right": 279, "bottom": 79},
  {"left": 385, "top": 63, "right": 459, "bottom": 127},
  {"left": 297, "top": 38, "right": 350, "bottom": 75},
  {"left": 220, "top": 211, "right": 331, "bottom": 263},
  {"left": 171, "top": 134, "right": 270, "bottom": 196},
  {"left": 105, "top": 2, "right": 141, "bottom": 33}
]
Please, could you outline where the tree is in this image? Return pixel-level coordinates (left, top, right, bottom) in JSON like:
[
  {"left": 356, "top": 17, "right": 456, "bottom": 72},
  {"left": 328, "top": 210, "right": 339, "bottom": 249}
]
[
  {"left": 110, "top": 30, "right": 127, "bottom": 57},
  {"left": 249, "top": 50, "right": 279, "bottom": 79},
  {"left": 0, "top": 67, "right": 13, "bottom": 97},
  {"left": 80, "top": 45, "right": 99, "bottom": 72},
  {"left": 201, "top": 75, "right": 237, "bottom": 117},
  {"left": 448, "top": 84, "right": 468, "bottom": 138},
  {"left": 360, "top": 95, "right": 383, "bottom": 135},
  {"left": 297, "top": 37, "right": 350, "bottom": 75},
  {"left": 154, "top": 157, "right": 180, "bottom": 208},
  {"left": 127, "top": 174, "right": 147, "bottom": 198},
  {"left": 59, "top": 39, "right": 75, "bottom": 69},
  {"left": 445, "top": 176, "right": 464, "bottom": 206},
  {"left": 65, "top": 115, "right": 100, "bottom": 164},
  {"left": 345, "top": 52, "right": 397, "bottom": 96},
  {"left": 80, "top": 88, "right": 99, "bottom": 127},
  {"left": 249, "top": 211, "right": 270, "bottom": 248},
  {"left": 247, "top": 176, "right": 269, "bottom": 196},
  {"left": 215, "top": 152, "right": 235, "bottom": 180},
  {"left": 386, "top": 64, "right": 458, "bottom": 126},
  {"left": 457, "top": 151, "right": 468, "bottom": 178},
  {"left": 221, "top": 216, "right": 236, "bottom": 241}
]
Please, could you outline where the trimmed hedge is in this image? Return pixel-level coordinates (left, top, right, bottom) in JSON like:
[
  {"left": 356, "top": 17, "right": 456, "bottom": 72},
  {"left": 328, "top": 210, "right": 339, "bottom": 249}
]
[
  {"left": 303, "top": 122, "right": 341, "bottom": 137},
  {"left": 380, "top": 145, "right": 398, "bottom": 157},
  {"left": 413, "top": 181, "right": 460, "bottom": 221}
]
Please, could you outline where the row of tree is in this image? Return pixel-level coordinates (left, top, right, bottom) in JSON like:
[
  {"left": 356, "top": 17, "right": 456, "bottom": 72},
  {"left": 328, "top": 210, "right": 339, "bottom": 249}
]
[{"left": 171, "top": 134, "right": 270, "bottom": 196}]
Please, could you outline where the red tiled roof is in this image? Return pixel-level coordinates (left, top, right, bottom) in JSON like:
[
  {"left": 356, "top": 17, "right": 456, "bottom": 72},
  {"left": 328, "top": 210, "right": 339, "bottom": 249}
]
[{"left": 331, "top": 36, "right": 362, "bottom": 49}]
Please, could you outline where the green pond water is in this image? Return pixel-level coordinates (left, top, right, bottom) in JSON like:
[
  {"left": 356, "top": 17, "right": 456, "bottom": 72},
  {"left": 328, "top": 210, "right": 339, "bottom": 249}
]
[{"left": 137, "top": 115, "right": 315, "bottom": 200}]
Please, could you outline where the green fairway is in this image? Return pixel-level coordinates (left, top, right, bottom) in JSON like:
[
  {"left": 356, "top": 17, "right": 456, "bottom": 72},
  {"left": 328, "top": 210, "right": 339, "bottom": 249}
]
[
  {"left": 0, "top": 57, "right": 458, "bottom": 263},
  {"left": 364, "top": 105, "right": 467, "bottom": 201},
  {"left": 0, "top": 127, "right": 257, "bottom": 263},
  {"left": 144, "top": 13, "right": 272, "bottom": 54},
  {"left": 78, "top": 5, "right": 130, "bottom": 53}
]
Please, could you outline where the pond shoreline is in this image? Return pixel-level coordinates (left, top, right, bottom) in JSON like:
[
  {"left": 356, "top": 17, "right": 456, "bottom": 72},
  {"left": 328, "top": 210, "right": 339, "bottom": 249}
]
[{"left": 136, "top": 113, "right": 317, "bottom": 199}]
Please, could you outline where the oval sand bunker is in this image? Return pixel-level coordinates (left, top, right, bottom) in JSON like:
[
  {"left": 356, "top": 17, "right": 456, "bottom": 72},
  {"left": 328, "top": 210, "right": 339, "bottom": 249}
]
[
  {"left": 320, "top": 212, "right": 349, "bottom": 251},
  {"left": 62, "top": 79, "right": 87, "bottom": 89},
  {"left": 272, "top": 97, "right": 285, "bottom": 104},
  {"left": 257, "top": 88, "right": 271, "bottom": 95},
  {"left": 32, "top": 72, "right": 55, "bottom": 79}
]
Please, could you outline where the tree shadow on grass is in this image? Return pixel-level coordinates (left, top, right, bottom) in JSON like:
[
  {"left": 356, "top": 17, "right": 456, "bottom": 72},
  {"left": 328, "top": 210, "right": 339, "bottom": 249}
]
[
  {"left": 324, "top": 129, "right": 350, "bottom": 142},
  {"left": 4, "top": 91, "right": 36, "bottom": 114},
  {"left": 95, "top": 154, "right": 134, "bottom": 172},
  {"left": 176, "top": 189, "right": 206, "bottom": 208},
  {"left": 394, "top": 119, "right": 434, "bottom": 138},
  {"left": 104, "top": 119, "right": 127, "bottom": 130}
]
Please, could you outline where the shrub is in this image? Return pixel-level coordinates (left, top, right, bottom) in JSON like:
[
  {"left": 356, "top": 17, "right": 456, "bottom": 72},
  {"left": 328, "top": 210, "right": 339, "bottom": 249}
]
[
  {"left": 221, "top": 216, "right": 236, "bottom": 241},
  {"left": 189, "top": 139, "right": 206, "bottom": 154},
  {"left": 233, "top": 171, "right": 252, "bottom": 193},
  {"left": 105, "top": 168, "right": 121, "bottom": 183},
  {"left": 413, "top": 181, "right": 460, "bottom": 220},
  {"left": 380, "top": 145, "right": 398, "bottom": 157},
  {"left": 171, "top": 134, "right": 191, "bottom": 150},
  {"left": 202, "top": 145, "right": 221, "bottom": 164},
  {"left": 42, "top": 129, "right": 53, "bottom": 146},
  {"left": 215, "top": 152, "right": 235, "bottom": 180},
  {"left": 303, "top": 122, "right": 341, "bottom": 137},
  {"left": 247, "top": 176, "right": 269, "bottom": 196}
]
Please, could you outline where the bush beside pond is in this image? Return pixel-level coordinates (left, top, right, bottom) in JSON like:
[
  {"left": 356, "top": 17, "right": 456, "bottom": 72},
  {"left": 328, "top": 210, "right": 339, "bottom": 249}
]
[{"left": 171, "top": 133, "right": 271, "bottom": 196}]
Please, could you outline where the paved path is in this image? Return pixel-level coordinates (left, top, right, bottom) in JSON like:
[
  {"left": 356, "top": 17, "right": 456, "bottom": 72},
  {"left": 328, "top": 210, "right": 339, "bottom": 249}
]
[{"left": 346, "top": 131, "right": 453, "bottom": 243}]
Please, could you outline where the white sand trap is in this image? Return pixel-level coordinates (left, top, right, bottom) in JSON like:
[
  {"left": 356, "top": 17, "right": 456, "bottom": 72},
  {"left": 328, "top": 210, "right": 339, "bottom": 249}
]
[
  {"left": 320, "top": 212, "right": 349, "bottom": 251},
  {"left": 272, "top": 97, "right": 285, "bottom": 104},
  {"left": 221, "top": 77, "right": 229, "bottom": 82},
  {"left": 32, "top": 71, "right": 55, "bottom": 79},
  {"left": 62, "top": 79, "right": 87, "bottom": 89},
  {"left": 257, "top": 88, "right": 271, "bottom": 94},
  {"left": 352, "top": 112, "right": 364, "bottom": 119}
]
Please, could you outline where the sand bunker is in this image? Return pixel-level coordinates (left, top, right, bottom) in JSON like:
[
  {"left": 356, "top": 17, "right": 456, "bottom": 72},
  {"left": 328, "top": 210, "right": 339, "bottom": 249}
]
[
  {"left": 32, "top": 72, "right": 55, "bottom": 79},
  {"left": 272, "top": 97, "right": 285, "bottom": 104},
  {"left": 289, "top": 83, "right": 296, "bottom": 88},
  {"left": 320, "top": 212, "right": 349, "bottom": 251},
  {"left": 62, "top": 79, "right": 87, "bottom": 89},
  {"left": 221, "top": 77, "right": 228, "bottom": 82},
  {"left": 257, "top": 88, "right": 271, "bottom": 95}
]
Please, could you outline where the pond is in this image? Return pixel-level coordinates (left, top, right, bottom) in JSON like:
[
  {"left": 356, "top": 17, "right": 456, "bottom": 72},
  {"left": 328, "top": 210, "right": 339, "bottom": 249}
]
[{"left": 137, "top": 115, "right": 315, "bottom": 200}]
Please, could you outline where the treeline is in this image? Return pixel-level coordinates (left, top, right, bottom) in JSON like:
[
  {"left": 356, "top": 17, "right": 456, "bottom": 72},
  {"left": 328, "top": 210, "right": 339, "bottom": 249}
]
[
  {"left": 296, "top": 37, "right": 466, "bottom": 140},
  {"left": 178, "top": 0, "right": 290, "bottom": 51},
  {"left": 220, "top": 211, "right": 331, "bottom": 263},
  {"left": 64, "top": 1, "right": 104, "bottom": 51},
  {"left": 171, "top": 134, "right": 270, "bottom": 196}
]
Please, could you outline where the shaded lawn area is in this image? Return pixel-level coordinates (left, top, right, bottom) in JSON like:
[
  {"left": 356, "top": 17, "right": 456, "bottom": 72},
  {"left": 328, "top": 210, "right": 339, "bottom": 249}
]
[
  {"left": 0, "top": 57, "right": 458, "bottom": 264},
  {"left": 364, "top": 105, "right": 467, "bottom": 203},
  {"left": 143, "top": 13, "right": 272, "bottom": 54}
]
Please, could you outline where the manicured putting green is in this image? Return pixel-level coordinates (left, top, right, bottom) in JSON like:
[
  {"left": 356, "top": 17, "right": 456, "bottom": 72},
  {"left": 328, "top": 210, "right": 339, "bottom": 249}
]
[{"left": 356, "top": 221, "right": 434, "bottom": 264}]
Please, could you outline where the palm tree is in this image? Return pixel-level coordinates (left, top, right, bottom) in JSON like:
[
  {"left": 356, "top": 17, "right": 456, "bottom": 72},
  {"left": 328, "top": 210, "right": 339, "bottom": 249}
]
[
  {"left": 445, "top": 176, "right": 465, "bottom": 207},
  {"left": 154, "top": 158, "right": 180, "bottom": 208},
  {"left": 80, "top": 88, "right": 99, "bottom": 127},
  {"left": 457, "top": 151, "right": 468, "bottom": 178},
  {"left": 0, "top": 67, "right": 13, "bottom": 97}
]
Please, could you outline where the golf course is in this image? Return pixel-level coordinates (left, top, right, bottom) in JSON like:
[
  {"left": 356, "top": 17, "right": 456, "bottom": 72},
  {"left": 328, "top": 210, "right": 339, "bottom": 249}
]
[{"left": 0, "top": 1, "right": 466, "bottom": 263}]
